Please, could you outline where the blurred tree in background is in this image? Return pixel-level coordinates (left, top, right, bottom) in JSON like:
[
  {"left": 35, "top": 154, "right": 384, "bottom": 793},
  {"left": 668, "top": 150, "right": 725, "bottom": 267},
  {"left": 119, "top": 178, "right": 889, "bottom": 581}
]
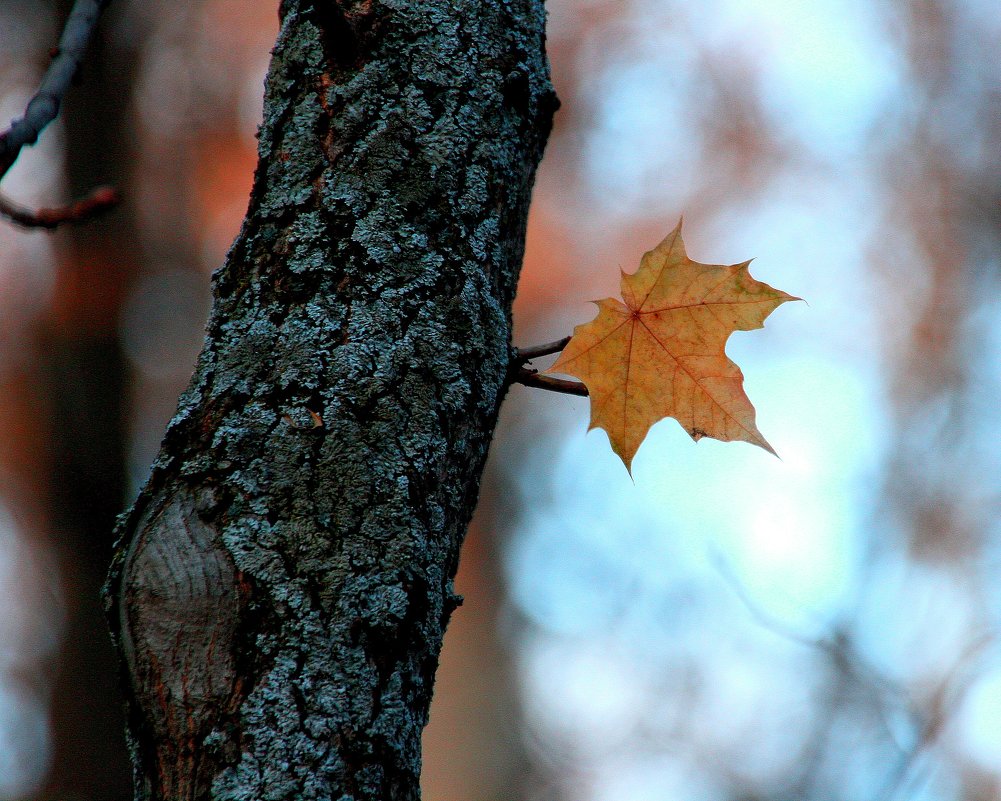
[{"left": 0, "top": 1, "right": 998, "bottom": 800}]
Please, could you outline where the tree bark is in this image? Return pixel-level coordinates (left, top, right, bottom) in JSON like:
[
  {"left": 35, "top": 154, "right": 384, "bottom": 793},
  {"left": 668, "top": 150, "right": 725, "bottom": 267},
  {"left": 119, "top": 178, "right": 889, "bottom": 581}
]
[{"left": 104, "top": 2, "right": 555, "bottom": 800}]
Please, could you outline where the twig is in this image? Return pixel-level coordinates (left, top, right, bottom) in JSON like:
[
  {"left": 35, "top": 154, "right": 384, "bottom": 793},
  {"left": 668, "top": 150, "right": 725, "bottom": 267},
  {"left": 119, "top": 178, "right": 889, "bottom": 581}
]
[
  {"left": 515, "top": 368, "right": 588, "bottom": 396},
  {"left": 0, "top": 185, "right": 118, "bottom": 229},
  {"left": 710, "top": 548, "right": 821, "bottom": 648},
  {"left": 875, "top": 630, "right": 996, "bottom": 801},
  {"left": 0, "top": 0, "right": 113, "bottom": 228},
  {"left": 515, "top": 336, "right": 572, "bottom": 362},
  {"left": 511, "top": 335, "right": 588, "bottom": 395},
  {"left": 0, "top": 0, "right": 110, "bottom": 177}
]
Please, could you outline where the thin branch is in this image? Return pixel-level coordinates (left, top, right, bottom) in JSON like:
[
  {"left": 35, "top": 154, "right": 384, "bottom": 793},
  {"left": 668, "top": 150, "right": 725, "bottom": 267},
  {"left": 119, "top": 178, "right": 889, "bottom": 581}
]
[
  {"left": 875, "top": 630, "right": 996, "bottom": 801},
  {"left": 710, "top": 548, "right": 821, "bottom": 648},
  {"left": 515, "top": 368, "right": 588, "bottom": 396},
  {"left": 515, "top": 335, "right": 572, "bottom": 362},
  {"left": 0, "top": 185, "right": 118, "bottom": 229},
  {"left": 511, "top": 335, "right": 587, "bottom": 395},
  {"left": 0, "top": 0, "right": 113, "bottom": 229},
  {"left": 0, "top": 0, "right": 110, "bottom": 178}
]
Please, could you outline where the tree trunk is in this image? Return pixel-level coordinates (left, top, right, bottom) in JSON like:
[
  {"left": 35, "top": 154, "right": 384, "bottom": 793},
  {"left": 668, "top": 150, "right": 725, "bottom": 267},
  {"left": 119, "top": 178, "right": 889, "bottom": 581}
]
[{"left": 104, "top": 2, "right": 555, "bottom": 800}]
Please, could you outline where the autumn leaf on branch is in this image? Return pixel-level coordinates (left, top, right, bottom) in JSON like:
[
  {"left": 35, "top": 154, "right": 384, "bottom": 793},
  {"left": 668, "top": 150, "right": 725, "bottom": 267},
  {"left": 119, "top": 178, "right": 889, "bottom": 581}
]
[{"left": 547, "top": 220, "right": 800, "bottom": 472}]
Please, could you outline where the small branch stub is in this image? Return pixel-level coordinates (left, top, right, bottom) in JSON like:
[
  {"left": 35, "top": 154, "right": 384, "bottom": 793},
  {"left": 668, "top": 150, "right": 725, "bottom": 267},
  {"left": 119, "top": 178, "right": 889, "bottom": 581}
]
[
  {"left": 517, "top": 369, "right": 589, "bottom": 396},
  {"left": 512, "top": 335, "right": 589, "bottom": 397},
  {"left": 516, "top": 335, "right": 571, "bottom": 361}
]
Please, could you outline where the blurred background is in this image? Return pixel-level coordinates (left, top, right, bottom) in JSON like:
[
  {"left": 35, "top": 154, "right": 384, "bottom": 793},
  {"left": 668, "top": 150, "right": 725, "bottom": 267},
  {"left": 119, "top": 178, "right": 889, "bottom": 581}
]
[{"left": 0, "top": 0, "right": 998, "bottom": 799}]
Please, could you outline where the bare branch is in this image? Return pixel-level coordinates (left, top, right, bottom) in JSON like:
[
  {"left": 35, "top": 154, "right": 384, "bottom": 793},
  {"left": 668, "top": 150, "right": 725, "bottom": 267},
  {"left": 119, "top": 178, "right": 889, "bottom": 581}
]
[
  {"left": 510, "top": 336, "right": 587, "bottom": 394},
  {"left": 0, "top": 1, "right": 114, "bottom": 229},
  {"left": 0, "top": 0, "right": 111, "bottom": 178},
  {"left": 710, "top": 548, "right": 821, "bottom": 648},
  {"left": 515, "top": 335, "right": 572, "bottom": 362},
  {"left": 515, "top": 368, "right": 588, "bottom": 396},
  {"left": 0, "top": 185, "right": 119, "bottom": 229}
]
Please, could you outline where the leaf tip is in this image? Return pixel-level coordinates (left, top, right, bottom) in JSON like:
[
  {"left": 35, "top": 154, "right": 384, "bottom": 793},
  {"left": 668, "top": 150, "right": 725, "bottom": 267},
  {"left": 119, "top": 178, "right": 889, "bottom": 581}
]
[
  {"left": 618, "top": 450, "right": 637, "bottom": 481},
  {"left": 600, "top": 428, "right": 639, "bottom": 477},
  {"left": 668, "top": 216, "right": 685, "bottom": 246},
  {"left": 756, "top": 435, "right": 780, "bottom": 459}
]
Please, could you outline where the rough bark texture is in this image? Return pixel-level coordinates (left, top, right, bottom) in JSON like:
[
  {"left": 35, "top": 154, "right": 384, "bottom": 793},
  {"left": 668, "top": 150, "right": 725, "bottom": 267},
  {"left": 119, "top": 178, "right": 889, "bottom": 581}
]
[{"left": 104, "top": 1, "right": 555, "bottom": 800}]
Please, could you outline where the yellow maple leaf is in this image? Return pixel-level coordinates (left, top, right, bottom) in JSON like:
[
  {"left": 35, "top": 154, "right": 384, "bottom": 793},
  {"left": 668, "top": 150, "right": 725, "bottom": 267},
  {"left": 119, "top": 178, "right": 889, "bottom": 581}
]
[{"left": 548, "top": 220, "right": 799, "bottom": 471}]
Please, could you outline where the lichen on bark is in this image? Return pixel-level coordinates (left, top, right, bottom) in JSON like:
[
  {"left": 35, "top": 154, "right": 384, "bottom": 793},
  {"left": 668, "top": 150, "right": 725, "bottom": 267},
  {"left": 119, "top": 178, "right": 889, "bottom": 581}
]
[{"left": 104, "top": 1, "right": 556, "bottom": 799}]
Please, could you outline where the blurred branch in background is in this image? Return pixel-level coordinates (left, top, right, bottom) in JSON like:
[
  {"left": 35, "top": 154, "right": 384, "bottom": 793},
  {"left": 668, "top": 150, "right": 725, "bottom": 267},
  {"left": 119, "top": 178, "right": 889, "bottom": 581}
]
[
  {"left": 0, "top": 184, "right": 117, "bottom": 228},
  {"left": 0, "top": 0, "right": 116, "bottom": 229}
]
